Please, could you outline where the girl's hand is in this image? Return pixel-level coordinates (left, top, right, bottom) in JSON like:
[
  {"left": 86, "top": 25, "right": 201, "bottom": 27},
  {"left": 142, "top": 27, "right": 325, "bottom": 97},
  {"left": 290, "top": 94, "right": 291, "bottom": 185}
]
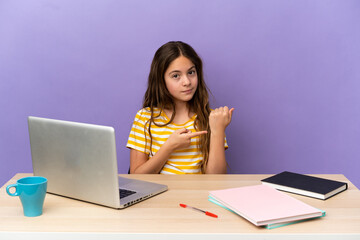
[
  {"left": 165, "top": 128, "right": 207, "bottom": 151},
  {"left": 209, "top": 106, "right": 234, "bottom": 135}
]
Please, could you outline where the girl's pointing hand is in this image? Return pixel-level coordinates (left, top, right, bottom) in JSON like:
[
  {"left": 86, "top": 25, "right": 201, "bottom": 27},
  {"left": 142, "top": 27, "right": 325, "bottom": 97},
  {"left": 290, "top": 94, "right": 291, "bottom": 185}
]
[{"left": 166, "top": 128, "right": 207, "bottom": 151}]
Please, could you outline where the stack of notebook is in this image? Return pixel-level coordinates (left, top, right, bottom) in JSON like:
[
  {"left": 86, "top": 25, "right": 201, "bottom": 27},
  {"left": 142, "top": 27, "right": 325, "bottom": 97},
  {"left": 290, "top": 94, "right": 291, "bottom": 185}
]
[{"left": 209, "top": 184, "right": 325, "bottom": 229}]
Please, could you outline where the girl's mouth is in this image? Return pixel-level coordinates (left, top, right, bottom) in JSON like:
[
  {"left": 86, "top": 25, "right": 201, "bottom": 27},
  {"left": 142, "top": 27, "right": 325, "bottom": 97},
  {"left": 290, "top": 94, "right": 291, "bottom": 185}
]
[{"left": 182, "top": 89, "right": 193, "bottom": 94}]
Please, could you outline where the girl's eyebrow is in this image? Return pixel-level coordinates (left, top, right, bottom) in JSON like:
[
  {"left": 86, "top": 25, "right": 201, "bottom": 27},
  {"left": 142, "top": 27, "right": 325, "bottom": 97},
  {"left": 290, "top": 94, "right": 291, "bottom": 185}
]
[
  {"left": 188, "top": 66, "right": 196, "bottom": 71},
  {"left": 168, "top": 66, "right": 196, "bottom": 75}
]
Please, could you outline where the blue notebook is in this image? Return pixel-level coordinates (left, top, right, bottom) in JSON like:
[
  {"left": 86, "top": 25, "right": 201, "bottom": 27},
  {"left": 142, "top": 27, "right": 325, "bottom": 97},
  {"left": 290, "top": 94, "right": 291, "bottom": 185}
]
[{"left": 261, "top": 171, "right": 347, "bottom": 200}]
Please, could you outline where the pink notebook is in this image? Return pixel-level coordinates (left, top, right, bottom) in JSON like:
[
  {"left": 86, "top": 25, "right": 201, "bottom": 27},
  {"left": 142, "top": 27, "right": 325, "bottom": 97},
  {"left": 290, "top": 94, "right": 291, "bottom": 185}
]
[{"left": 209, "top": 185, "right": 324, "bottom": 226}]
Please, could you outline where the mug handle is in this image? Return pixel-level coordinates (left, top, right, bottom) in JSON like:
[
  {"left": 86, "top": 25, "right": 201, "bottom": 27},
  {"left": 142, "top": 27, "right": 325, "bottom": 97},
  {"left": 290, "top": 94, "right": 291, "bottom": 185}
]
[{"left": 6, "top": 184, "right": 20, "bottom": 196}]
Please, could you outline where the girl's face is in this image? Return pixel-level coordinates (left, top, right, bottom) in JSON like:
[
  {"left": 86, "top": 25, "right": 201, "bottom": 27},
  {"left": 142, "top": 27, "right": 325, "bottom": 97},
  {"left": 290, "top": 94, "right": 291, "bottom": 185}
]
[{"left": 164, "top": 55, "right": 198, "bottom": 105}]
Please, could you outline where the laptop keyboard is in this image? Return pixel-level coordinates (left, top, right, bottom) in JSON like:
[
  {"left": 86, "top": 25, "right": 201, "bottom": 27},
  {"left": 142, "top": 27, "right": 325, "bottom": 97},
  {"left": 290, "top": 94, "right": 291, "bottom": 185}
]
[{"left": 119, "top": 189, "right": 136, "bottom": 198}]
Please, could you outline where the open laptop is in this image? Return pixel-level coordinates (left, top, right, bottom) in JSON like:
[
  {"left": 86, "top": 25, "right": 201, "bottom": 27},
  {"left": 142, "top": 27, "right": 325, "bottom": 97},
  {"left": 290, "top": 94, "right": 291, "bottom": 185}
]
[{"left": 28, "top": 116, "right": 168, "bottom": 209}]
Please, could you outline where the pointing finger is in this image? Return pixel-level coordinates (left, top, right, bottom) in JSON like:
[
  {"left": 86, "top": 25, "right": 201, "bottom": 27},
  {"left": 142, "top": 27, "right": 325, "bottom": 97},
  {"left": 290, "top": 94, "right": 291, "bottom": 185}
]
[{"left": 187, "top": 131, "right": 208, "bottom": 138}]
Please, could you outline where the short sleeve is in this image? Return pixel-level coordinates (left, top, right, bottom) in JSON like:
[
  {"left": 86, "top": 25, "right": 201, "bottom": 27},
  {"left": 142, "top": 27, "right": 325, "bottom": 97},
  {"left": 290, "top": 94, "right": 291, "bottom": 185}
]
[{"left": 126, "top": 109, "right": 151, "bottom": 155}]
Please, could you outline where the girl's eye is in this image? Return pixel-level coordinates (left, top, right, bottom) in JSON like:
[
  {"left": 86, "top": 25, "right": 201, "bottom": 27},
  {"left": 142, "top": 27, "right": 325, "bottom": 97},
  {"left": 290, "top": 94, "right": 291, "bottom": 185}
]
[
  {"left": 172, "top": 74, "right": 180, "bottom": 79},
  {"left": 188, "top": 70, "right": 196, "bottom": 75}
]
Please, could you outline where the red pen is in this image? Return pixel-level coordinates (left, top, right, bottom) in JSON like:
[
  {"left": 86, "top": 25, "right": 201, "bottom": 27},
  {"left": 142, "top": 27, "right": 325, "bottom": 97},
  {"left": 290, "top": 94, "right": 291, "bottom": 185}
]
[{"left": 179, "top": 203, "right": 218, "bottom": 218}]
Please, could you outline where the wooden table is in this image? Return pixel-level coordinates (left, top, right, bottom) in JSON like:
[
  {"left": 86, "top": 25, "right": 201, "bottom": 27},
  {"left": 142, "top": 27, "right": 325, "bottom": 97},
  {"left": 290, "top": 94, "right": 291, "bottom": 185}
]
[{"left": 1, "top": 173, "right": 359, "bottom": 240}]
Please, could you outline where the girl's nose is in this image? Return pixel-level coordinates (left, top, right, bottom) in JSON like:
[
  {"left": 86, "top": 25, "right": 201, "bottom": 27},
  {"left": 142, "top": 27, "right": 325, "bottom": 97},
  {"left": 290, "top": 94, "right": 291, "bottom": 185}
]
[{"left": 182, "top": 76, "right": 191, "bottom": 86}]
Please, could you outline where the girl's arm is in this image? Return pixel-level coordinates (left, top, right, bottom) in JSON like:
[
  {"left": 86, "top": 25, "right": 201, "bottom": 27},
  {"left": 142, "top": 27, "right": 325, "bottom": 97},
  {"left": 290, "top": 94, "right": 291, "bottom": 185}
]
[
  {"left": 130, "top": 128, "right": 207, "bottom": 174},
  {"left": 205, "top": 106, "right": 234, "bottom": 174},
  {"left": 130, "top": 144, "right": 173, "bottom": 174}
]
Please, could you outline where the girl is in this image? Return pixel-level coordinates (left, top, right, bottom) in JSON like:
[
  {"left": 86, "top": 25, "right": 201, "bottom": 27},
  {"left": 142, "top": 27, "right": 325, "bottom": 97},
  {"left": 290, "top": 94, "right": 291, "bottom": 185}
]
[{"left": 127, "top": 41, "right": 234, "bottom": 174}]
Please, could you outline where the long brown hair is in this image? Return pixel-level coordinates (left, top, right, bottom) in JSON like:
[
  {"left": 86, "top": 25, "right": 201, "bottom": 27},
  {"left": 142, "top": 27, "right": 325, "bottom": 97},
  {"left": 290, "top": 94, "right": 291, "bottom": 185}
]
[{"left": 143, "top": 41, "right": 211, "bottom": 173}]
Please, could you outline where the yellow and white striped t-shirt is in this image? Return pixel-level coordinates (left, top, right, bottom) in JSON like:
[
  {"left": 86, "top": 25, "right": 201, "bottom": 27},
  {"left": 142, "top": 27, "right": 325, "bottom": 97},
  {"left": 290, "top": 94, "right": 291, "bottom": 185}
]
[{"left": 126, "top": 107, "right": 228, "bottom": 174}]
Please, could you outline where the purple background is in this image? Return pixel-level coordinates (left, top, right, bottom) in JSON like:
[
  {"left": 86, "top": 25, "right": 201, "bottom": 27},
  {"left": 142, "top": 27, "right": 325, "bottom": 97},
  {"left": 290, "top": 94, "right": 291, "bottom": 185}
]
[{"left": 1, "top": 0, "right": 359, "bottom": 188}]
